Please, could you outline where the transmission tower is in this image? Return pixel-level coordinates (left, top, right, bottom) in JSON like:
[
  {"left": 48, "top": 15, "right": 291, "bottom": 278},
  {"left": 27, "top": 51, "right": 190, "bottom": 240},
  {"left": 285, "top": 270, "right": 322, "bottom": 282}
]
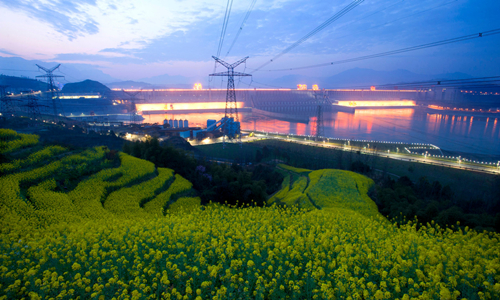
[
  {"left": 209, "top": 56, "right": 251, "bottom": 147},
  {"left": 0, "top": 85, "right": 15, "bottom": 118},
  {"left": 36, "top": 64, "right": 65, "bottom": 119},
  {"left": 314, "top": 90, "right": 331, "bottom": 141},
  {"left": 122, "top": 90, "right": 141, "bottom": 124},
  {"left": 23, "top": 94, "right": 48, "bottom": 124}
]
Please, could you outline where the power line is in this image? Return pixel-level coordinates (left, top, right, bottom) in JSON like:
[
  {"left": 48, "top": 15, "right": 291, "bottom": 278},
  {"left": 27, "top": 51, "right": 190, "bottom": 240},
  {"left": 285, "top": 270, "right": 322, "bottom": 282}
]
[
  {"left": 344, "top": 76, "right": 500, "bottom": 89},
  {"left": 331, "top": 0, "right": 461, "bottom": 43},
  {"left": 225, "top": 0, "right": 257, "bottom": 58},
  {"left": 257, "top": 28, "right": 500, "bottom": 72},
  {"left": 252, "top": 0, "right": 365, "bottom": 72},
  {"left": 216, "top": 0, "right": 235, "bottom": 57},
  {"left": 0, "top": 69, "right": 41, "bottom": 72}
]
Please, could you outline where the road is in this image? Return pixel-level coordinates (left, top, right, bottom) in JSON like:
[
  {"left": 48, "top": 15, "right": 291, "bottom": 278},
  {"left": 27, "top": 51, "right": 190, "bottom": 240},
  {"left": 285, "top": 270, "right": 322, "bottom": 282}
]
[{"left": 190, "top": 132, "right": 500, "bottom": 175}]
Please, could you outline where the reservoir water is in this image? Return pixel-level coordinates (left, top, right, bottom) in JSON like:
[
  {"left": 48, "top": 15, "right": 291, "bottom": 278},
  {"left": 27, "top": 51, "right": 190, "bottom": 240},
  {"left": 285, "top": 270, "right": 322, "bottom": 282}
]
[{"left": 141, "top": 108, "right": 500, "bottom": 156}]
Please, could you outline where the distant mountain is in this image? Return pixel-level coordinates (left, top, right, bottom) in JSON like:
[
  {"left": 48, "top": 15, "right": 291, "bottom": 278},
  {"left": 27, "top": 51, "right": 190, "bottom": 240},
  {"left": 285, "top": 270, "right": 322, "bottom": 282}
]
[
  {"left": 0, "top": 74, "right": 50, "bottom": 92},
  {"left": 106, "top": 81, "right": 153, "bottom": 89},
  {"left": 139, "top": 73, "right": 191, "bottom": 86},
  {"left": 429, "top": 72, "right": 472, "bottom": 81},
  {"left": 268, "top": 68, "right": 474, "bottom": 89},
  {"left": 61, "top": 80, "right": 111, "bottom": 94},
  {"left": 0, "top": 56, "right": 119, "bottom": 83}
]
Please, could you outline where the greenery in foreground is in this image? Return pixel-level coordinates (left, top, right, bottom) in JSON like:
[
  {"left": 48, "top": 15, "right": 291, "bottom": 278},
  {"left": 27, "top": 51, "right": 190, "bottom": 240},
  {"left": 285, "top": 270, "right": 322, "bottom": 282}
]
[
  {"left": 123, "top": 139, "right": 284, "bottom": 206},
  {"left": 234, "top": 139, "right": 500, "bottom": 233},
  {"left": 2, "top": 129, "right": 500, "bottom": 299}
]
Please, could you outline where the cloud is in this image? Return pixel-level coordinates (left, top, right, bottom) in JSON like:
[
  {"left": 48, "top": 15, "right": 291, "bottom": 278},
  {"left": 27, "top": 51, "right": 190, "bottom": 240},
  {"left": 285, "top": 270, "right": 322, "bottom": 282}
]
[
  {"left": 53, "top": 52, "right": 142, "bottom": 64},
  {"left": 0, "top": 0, "right": 100, "bottom": 40},
  {"left": 0, "top": 48, "right": 18, "bottom": 56}
]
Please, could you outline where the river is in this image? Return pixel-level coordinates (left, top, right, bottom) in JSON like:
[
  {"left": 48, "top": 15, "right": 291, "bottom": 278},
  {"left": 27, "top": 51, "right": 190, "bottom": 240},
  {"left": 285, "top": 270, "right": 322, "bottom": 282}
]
[{"left": 141, "top": 108, "right": 500, "bottom": 156}]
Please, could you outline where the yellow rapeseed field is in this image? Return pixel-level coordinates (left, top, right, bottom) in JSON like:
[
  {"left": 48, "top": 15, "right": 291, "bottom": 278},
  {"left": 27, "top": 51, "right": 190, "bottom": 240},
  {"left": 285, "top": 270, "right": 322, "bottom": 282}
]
[{"left": 1, "top": 131, "right": 499, "bottom": 299}]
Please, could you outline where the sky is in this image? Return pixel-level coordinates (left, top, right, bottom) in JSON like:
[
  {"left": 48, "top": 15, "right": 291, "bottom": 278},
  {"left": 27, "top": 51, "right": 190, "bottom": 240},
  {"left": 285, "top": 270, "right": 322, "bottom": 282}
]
[{"left": 0, "top": 0, "right": 499, "bottom": 84}]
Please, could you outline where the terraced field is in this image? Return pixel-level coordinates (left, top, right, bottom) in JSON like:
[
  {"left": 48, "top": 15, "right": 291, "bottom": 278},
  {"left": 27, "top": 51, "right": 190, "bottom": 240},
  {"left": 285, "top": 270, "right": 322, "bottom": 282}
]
[
  {"left": 271, "top": 164, "right": 379, "bottom": 217},
  {"left": 0, "top": 129, "right": 200, "bottom": 231},
  {"left": 1, "top": 129, "right": 499, "bottom": 299}
]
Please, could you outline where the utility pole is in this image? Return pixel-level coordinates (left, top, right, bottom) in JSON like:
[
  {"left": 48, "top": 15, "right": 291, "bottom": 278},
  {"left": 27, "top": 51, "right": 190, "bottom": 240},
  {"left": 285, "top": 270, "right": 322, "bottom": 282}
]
[
  {"left": 36, "top": 64, "right": 65, "bottom": 119},
  {"left": 209, "top": 56, "right": 251, "bottom": 148}
]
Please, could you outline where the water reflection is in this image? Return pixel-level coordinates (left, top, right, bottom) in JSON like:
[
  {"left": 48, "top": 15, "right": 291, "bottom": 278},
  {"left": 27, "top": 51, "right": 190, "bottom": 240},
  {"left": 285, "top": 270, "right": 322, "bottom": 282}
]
[{"left": 141, "top": 108, "right": 499, "bottom": 155}]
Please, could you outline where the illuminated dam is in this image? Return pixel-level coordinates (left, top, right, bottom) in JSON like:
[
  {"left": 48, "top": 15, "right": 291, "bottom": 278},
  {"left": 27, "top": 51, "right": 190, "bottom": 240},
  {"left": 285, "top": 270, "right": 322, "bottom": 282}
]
[{"left": 112, "top": 88, "right": 424, "bottom": 115}]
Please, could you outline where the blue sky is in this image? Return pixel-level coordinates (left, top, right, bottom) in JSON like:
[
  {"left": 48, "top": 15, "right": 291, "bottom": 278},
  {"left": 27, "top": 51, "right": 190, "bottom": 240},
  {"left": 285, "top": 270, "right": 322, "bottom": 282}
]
[{"left": 0, "top": 0, "right": 499, "bottom": 83}]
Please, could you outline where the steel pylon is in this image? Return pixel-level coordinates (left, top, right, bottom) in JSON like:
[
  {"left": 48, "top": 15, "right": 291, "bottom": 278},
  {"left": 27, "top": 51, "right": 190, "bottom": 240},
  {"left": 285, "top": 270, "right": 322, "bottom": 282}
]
[
  {"left": 36, "top": 64, "right": 65, "bottom": 119},
  {"left": 209, "top": 56, "right": 251, "bottom": 148}
]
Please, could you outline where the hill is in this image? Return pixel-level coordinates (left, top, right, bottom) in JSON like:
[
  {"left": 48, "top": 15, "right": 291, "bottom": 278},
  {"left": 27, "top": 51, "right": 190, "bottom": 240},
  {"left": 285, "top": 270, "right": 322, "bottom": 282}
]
[
  {"left": 0, "top": 74, "right": 50, "bottom": 92},
  {"left": 106, "top": 80, "right": 153, "bottom": 89},
  {"left": 1, "top": 129, "right": 499, "bottom": 300},
  {"left": 270, "top": 164, "right": 379, "bottom": 218},
  {"left": 61, "top": 79, "right": 111, "bottom": 94},
  {"left": 0, "top": 56, "right": 119, "bottom": 83},
  {"left": 268, "top": 68, "right": 473, "bottom": 89}
]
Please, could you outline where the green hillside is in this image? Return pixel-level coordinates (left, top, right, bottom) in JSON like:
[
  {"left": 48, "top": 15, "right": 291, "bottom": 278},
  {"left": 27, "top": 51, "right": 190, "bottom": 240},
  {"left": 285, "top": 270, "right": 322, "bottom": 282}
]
[
  {"left": 0, "top": 129, "right": 200, "bottom": 231},
  {"left": 1, "top": 129, "right": 499, "bottom": 300},
  {"left": 271, "top": 164, "right": 380, "bottom": 218},
  {"left": 61, "top": 79, "right": 111, "bottom": 94},
  {"left": 0, "top": 74, "right": 50, "bottom": 91}
]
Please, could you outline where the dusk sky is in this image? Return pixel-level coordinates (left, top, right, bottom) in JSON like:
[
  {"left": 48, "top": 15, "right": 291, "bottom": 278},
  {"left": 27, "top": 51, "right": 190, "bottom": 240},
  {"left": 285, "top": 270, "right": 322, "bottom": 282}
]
[{"left": 1, "top": 0, "right": 499, "bottom": 84}]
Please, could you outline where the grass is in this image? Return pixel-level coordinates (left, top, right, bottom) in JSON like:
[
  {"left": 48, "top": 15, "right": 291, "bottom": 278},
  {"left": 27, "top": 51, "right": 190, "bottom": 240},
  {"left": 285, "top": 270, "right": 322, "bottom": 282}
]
[
  {"left": 252, "top": 139, "right": 498, "bottom": 203},
  {"left": 270, "top": 165, "right": 379, "bottom": 218}
]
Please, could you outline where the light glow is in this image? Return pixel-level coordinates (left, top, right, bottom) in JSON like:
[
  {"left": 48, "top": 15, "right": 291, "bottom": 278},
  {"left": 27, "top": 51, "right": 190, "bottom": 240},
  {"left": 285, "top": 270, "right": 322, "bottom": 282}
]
[
  {"left": 297, "top": 84, "right": 307, "bottom": 90},
  {"left": 137, "top": 102, "right": 245, "bottom": 111},
  {"left": 193, "top": 83, "right": 202, "bottom": 90},
  {"left": 59, "top": 95, "right": 101, "bottom": 99},
  {"left": 312, "top": 84, "right": 319, "bottom": 91},
  {"left": 337, "top": 100, "right": 416, "bottom": 107}
]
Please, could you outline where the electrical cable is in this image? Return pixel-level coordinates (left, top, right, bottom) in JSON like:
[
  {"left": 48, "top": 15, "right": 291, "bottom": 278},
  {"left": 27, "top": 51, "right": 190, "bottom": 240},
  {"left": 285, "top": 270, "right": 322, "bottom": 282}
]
[
  {"left": 225, "top": 0, "right": 257, "bottom": 58},
  {"left": 341, "top": 76, "right": 500, "bottom": 90},
  {"left": 252, "top": 0, "right": 365, "bottom": 72},
  {"left": 330, "top": 0, "right": 461, "bottom": 42},
  {"left": 256, "top": 28, "right": 500, "bottom": 72},
  {"left": 216, "top": 0, "right": 235, "bottom": 57}
]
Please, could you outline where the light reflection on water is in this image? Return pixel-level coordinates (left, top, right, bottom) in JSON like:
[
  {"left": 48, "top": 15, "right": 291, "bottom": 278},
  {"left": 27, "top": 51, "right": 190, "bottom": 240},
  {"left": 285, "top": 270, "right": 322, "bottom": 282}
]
[{"left": 141, "top": 108, "right": 500, "bottom": 155}]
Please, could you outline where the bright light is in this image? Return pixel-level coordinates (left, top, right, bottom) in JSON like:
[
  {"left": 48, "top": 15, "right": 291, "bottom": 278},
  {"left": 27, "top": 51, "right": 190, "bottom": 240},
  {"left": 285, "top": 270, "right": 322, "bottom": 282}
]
[
  {"left": 312, "top": 84, "right": 319, "bottom": 91},
  {"left": 338, "top": 100, "right": 416, "bottom": 107},
  {"left": 59, "top": 95, "right": 100, "bottom": 99},
  {"left": 297, "top": 84, "right": 307, "bottom": 91},
  {"left": 193, "top": 83, "right": 202, "bottom": 90},
  {"left": 136, "top": 102, "right": 244, "bottom": 111},
  {"left": 370, "top": 86, "right": 376, "bottom": 91}
]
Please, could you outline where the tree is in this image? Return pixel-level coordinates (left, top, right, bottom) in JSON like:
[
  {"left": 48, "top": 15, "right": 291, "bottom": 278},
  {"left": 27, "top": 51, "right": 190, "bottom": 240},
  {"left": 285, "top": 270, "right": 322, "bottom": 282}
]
[{"left": 255, "top": 150, "right": 263, "bottom": 163}]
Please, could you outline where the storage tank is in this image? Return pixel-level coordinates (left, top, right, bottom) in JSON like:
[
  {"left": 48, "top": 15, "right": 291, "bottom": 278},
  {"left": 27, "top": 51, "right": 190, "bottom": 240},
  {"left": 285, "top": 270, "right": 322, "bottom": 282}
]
[
  {"left": 173, "top": 119, "right": 179, "bottom": 128},
  {"left": 178, "top": 119, "right": 183, "bottom": 128},
  {"left": 168, "top": 119, "right": 174, "bottom": 128},
  {"left": 183, "top": 119, "right": 189, "bottom": 128}
]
